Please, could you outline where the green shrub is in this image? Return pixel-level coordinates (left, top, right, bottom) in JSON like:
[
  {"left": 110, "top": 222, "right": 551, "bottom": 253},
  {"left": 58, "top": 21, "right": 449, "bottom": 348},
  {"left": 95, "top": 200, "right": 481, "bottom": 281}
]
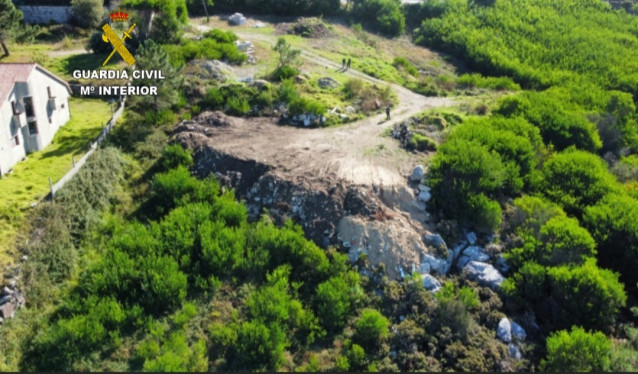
[
  {"left": 408, "top": 133, "right": 438, "bottom": 152},
  {"left": 393, "top": 57, "right": 418, "bottom": 77},
  {"left": 226, "top": 96, "right": 251, "bottom": 116},
  {"left": 540, "top": 150, "right": 619, "bottom": 216},
  {"left": 541, "top": 326, "right": 611, "bottom": 372},
  {"left": 273, "top": 65, "right": 300, "bottom": 81},
  {"left": 204, "top": 28, "right": 239, "bottom": 43},
  {"left": 456, "top": 73, "right": 520, "bottom": 90},
  {"left": 353, "top": 309, "right": 390, "bottom": 349}
]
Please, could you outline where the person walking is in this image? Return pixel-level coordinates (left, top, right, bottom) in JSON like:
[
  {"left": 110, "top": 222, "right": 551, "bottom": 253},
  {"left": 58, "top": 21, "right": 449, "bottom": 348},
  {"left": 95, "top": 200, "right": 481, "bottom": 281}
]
[
  {"left": 386, "top": 105, "right": 391, "bottom": 120},
  {"left": 342, "top": 58, "right": 346, "bottom": 69},
  {"left": 347, "top": 58, "right": 352, "bottom": 70}
]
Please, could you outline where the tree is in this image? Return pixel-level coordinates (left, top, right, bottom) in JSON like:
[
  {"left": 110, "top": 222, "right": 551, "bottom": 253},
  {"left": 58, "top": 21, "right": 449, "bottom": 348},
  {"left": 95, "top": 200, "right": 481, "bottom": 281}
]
[
  {"left": 272, "top": 37, "right": 300, "bottom": 69},
  {"left": 315, "top": 272, "right": 362, "bottom": 332},
  {"left": 0, "top": 0, "right": 22, "bottom": 57},
  {"left": 70, "top": 0, "right": 105, "bottom": 29},
  {"left": 352, "top": 0, "right": 405, "bottom": 36},
  {"left": 540, "top": 326, "right": 611, "bottom": 372},
  {"left": 132, "top": 39, "right": 184, "bottom": 113}
]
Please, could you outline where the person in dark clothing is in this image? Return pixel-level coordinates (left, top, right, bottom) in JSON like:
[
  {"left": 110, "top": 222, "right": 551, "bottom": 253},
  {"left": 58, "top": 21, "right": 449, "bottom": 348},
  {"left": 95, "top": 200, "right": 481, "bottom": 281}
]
[
  {"left": 386, "top": 105, "right": 391, "bottom": 120},
  {"left": 347, "top": 58, "right": 352, "bottom": 70},
  {"left": 342, "top": 58, "right": 346, "bottom": 69}
]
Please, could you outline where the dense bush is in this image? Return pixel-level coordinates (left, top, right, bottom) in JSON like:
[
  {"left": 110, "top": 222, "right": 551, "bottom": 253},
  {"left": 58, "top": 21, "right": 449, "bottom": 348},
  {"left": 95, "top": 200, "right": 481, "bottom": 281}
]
[
  {"left": 584, "top": 194, "right": 638, "bottom": 290},
  {"left": 540, "top": 150, "right": 619, "bottom": 216},
  {"left": 352, "top": 0, "right": 405, "bottom": 36},
  {"left": 213, "top": 0, "right": 341, "bottom": 16},
  {"left": 70, "top": 0, "right": 105, "bottom": 29},
  {"left": 503, "top": 259, "right": 626, "bottom": 331},
  {"left": 163, "top": 29, "right": 246, "bottom": 66},
  {"left": 540, "top": 326, "right": 612, "bottom": 372}
]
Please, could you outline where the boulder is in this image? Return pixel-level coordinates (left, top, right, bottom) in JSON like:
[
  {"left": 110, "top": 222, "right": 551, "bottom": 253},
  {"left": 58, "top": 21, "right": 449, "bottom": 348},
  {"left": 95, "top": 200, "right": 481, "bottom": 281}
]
[
  {"left": 422, "top": 254, "right": 447, "bottom": 275},
  {"left": 497, "top": 317, "right": 512, "bottom": 343},
  {"left": 457, "top": 246, "right": 490, "bottom": 269},
  {"left": 228, "top": 12, "right": 247, "bottom": 25},
  {"left": 344, "top": 105, "right": 356, "bottom": 114},
  {"left": 463, "top": 261, "right": 505, "bottom": 290},
  {"left": 318, "top": 77, "right": 340, "bottom": 89},
  {"left": 417, "top": 190, "right": 431, "bottom": 203},
  {"left": 0, "top": 302, "right": 14, "bottom": 319},
  {"left": 251, "top": 79, "right": 270, "bottom": 89},
  {"left": 253, "top": 21, "right": 266, "bottom": 28},
  {"left": 1, "top": 286, "right": 13, "bottom": 296},
  {"left": 466, "top": 231, "right": 477, "bottom": 245},
  {"left": 511, "top": 321, "right": 527, "bottom": 341},
  {"left": 508, "top": 344, "right": 522, "bottom": 360},
  {"left": 410, "top": 165, "right": 424, "bottom": 182},
  {"left": 423, "top": 233, "right": 447, "bottom": 251},
  {"left": 0, "top": 295, "right": 10, "bottom": 305},
  {"left": 422, "top": 273, "right": 442, "bottom": 292},
  {"left": 235, "top": 40, "right": 253, "bottom": 51}
]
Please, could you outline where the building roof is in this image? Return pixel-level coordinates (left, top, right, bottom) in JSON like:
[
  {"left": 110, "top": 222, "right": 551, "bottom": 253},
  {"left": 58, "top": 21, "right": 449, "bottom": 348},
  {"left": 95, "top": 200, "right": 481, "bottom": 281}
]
[{"left": 0, "top": 63, "right": 72, "bottom": 104}]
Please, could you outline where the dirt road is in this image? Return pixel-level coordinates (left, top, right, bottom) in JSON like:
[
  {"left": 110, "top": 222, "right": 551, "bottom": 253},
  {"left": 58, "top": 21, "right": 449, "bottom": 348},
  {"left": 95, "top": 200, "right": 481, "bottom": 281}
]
[{"left": 195, "top": 23, "right": 455, "bottom": 186}]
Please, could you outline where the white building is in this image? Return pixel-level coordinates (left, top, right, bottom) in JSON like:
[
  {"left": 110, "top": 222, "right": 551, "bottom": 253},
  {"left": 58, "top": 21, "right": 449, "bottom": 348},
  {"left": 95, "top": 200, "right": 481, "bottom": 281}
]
[{"left": 0, "top": 63, "right": 72, "bottom": 176}]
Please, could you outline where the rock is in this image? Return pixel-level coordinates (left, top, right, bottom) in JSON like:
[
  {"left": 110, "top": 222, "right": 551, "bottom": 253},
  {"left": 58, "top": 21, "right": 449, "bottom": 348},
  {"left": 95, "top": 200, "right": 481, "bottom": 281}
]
[
  {"left": 235, "top": 40, "right": 253, "bottom": 51},
  {"left": 497, "top": 317, "right": 512, "bottom": 343},
  {"left": 253, "top": 21, "right": 266, "bottom": 28},
  {"left": 422, "top": 273, "right": 442, "bottom": 292},
  {"left": 423, "top": 233, "right": 447, "bottom": 252},
  {"left": 318, "top": 77, "right": 340, "bottom": 89},
  {"left": 228, "top": 12, "right": 247, "bottom": 25},
  {"left": 187, "top": 59, "right": 235, "bottom": 81},
  {"left": 511, "top": 321, "right": 527, "bottom": 341},
  {"left": 410, "top": 165, "right": 424, "bottom": 182},
  {"left": 0, "top": 317, "right": 3, "bottom": 324},
  {"left": 457, "top": 246, "right": 490, "bottom": 269},
  {"left": 1, "top": 287, "right": 13, "bottom": 296},
  {"left": 251, "top": 79, "right": 270, "bottom": 89},
  {"left": 0, "top": 295, "right": 11, "bottom": 305},
  {"left": 508, "top": 344, "right": 522, "bottom": 360},
  {"left": 417, "top": 190, "right": 431, "bottom": 202},
  {"left": 422, "top": 254, "right": 447, "bottom": 275},
  {"left": 0, "top": 302, "right": 14, "bottom": 319},
  {"left": 418, "top": 184, "right": 430, "bottom": 192},
  {"left": 463, "top": 261, "right": 505, "bottom": 290},
  {"left": 466, "top": 232, "right": 477, "bottom": 245},
  {"left": 344, "top": 105, "right": 356, "bottom": 114}
]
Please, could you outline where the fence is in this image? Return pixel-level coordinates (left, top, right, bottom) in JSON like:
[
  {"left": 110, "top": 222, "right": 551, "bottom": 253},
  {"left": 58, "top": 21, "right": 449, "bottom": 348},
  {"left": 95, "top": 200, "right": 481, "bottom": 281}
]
[{"left": 48, "top": 97, "right": 127, "bottom": 199}]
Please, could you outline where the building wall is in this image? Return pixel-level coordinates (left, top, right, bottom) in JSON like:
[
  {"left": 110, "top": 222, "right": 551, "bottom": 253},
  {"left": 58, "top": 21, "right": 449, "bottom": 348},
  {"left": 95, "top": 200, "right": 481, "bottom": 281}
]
[
  {"left": 19, "top": 6, "right": 72, "bottom": 25},
  {"left": 0, "top": 86, "right": 27, "bottom": 176},
  {"left": 25, "top": 70, "right": 71, "bottom": 152},
  {"left": 0, "top": 70, "right": 71, "bottom": 175}
]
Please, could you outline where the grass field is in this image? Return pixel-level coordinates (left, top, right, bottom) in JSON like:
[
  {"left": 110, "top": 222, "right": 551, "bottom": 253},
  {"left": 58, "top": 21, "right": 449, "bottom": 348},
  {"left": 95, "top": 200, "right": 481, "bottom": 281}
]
[{"left": 0, "top": 97, "right": 111, "bottom": 267}]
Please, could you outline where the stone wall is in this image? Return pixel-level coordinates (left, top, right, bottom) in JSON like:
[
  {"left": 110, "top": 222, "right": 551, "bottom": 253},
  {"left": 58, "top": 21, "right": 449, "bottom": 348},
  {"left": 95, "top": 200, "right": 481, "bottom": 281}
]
[{"left": 19, "top": 6, "right": 72, "bottom": 24}]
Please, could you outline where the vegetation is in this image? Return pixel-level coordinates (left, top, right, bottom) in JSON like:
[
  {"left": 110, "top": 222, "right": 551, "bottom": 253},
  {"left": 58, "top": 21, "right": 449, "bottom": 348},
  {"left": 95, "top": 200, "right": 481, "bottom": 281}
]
[
  {"left": 0, "top": 0, "right": 22, "bottom": 56},
  {"left": 540, "top": 327, "right": 612, "bottom": 372},
  {"left": 70, "top": 0, "right": 105, "bottom": 29},
  {"left": 352, "top": 0, "right": 405, "bottom": 37}
]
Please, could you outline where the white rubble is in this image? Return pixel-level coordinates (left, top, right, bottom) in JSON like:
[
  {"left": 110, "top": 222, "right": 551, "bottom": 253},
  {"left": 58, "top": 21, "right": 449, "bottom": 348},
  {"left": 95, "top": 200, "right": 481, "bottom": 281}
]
[
  {"left": 228, "top": 13, "right": 246, "bottom": 25},
  {"left": 410, "top": 165, "right": 424, "bottom": 182},
  {"left": 497, "top": 317, "right": 512, "bottom": 343},
  {"left": 421, "top": 273, "right": 441, "bottom": 292},
  {"left": 463, "top": 261, "right": 505, "bottom": 289},
  {"left": 457, "top": 246, "right": 491, "bottom": 269}
]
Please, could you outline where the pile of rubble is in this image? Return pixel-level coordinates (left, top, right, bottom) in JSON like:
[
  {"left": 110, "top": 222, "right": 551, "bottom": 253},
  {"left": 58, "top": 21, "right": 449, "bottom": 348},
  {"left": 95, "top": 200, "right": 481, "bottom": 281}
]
[
  {"left": 0, "top": 263, "right": 26, "bottom": 324},
  {"left": 234, "top": 40, "right": 256, "bottom": 64},
  {"left": 228, "top": 12, "right": 246, "bottom": 25}
]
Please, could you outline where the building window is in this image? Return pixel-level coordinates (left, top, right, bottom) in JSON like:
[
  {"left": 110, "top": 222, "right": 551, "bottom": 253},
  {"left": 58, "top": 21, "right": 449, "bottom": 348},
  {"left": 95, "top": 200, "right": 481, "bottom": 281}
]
[
  {"left": 23, "top": 97, "right": 35, "bottom": 118},
  {"left": 10, "top": 135, "right": 20, "bottom": 147},
  {"left": 28, "top": 120, "right": 38, "bottom": 135},
  {"left": 11, "top": 101, "right": 20, "bottom": 115}
]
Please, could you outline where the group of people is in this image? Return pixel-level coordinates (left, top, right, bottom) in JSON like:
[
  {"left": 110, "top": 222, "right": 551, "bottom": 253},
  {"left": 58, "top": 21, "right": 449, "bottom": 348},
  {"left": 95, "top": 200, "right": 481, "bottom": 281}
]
[{"left": 341, "top": 58, "right": 352, "bottom": 70}]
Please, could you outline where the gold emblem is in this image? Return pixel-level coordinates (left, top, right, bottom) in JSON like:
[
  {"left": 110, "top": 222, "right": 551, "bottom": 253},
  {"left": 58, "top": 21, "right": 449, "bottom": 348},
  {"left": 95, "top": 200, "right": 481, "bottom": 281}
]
[{"left": 101, "top": 23, "right": 137, "bottom": 67}]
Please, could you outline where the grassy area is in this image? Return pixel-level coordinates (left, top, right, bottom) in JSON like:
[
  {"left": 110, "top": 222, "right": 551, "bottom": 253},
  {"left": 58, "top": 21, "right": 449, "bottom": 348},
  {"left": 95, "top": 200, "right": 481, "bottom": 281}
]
[{"left": 0, "top": 97, "right": 111, "bottom": 267}]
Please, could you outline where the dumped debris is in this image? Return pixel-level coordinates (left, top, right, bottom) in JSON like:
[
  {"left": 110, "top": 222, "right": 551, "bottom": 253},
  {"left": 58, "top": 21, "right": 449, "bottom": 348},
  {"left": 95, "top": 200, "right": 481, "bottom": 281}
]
[{"left": 228, "top": 13, "right": 246, "bottom": 25}]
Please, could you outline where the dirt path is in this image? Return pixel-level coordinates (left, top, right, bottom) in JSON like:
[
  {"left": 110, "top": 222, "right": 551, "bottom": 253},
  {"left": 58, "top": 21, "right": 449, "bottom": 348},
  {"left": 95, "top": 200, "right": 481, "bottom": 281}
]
[{"left": 196, "top": 23, "right": 456, "bottom": 186}]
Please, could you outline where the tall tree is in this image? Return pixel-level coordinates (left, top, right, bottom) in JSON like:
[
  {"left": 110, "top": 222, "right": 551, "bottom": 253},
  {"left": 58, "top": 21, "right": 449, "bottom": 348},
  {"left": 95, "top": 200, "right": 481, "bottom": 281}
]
[
  {"left": 0, "top": 0, "right": 23, "bottom": 57},
  {"left": 70, "top": 0, "right": 105, "bottom": 29}
]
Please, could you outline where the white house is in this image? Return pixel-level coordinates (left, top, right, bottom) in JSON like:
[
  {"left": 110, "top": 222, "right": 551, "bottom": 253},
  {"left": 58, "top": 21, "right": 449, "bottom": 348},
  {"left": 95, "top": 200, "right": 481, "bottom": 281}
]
[{"left": 0, "top": 63, "right": 72, "bottom": 176}]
